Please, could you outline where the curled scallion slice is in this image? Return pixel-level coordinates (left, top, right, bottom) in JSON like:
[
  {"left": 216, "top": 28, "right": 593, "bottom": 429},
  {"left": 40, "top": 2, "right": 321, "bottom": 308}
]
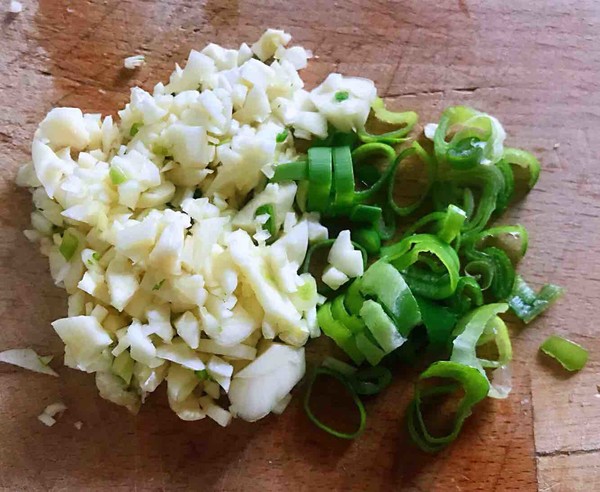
[
  {"left": 304, "top": 366, "right": 367, "bottom": 439},
  {"left": 540, "top": 335, "right": 588, "bottom": 372}
]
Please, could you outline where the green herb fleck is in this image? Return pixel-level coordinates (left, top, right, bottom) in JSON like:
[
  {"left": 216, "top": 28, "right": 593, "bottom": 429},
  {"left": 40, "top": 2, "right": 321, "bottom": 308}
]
[
  {"left": 276, "top": 129, "right": 289, "bottom": 143},
  {"left": 109, "top": 165, "right": 127, "bottom": 185},
  {"left": 334, "top": 91, "right": 350, "bottom": 102},
  {"left": 152, "top": 144, "right": 170, "bottom": 156},
  {"left": 195, "top": 369, "right": 213, "bottom": 381},
  {"left": 152, "top": 279, "right": 166, "bottom": 291},
  {"left": 129, "top": 123, "right": 141, "bottom": 137},
  {"left": 87, "top": 251, "right": 100, "bottom": 266},
  {"left": 193, "top": 189, "right": 202, "bottom": 199},
  {"left": 59, "top": 232, "right": 79, "bottom": 261}
]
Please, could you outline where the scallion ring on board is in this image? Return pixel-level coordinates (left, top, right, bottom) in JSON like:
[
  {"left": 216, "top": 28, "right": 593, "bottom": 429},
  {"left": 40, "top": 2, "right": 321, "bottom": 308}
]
[{"left": 304, "top": 366, "right": 367, "bottom": 439}]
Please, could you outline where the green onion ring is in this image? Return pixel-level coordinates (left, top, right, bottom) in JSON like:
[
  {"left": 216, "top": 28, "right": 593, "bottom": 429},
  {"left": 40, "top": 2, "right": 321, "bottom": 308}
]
[{"left": 304, "top": 366, "right": 367, "bottom": 439}]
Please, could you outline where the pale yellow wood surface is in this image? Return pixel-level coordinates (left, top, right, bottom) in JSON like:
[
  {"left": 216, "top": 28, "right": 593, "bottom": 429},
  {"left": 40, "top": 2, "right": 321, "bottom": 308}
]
[
  {"left": 1, "top": 1, "right": 599, "bottom": 490},
  {"left": 538, "top": 452, "right": 600, "bottom": 492}
]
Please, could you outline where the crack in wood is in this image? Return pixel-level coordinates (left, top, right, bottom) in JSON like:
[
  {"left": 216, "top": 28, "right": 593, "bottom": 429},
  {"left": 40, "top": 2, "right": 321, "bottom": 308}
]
[
  {"left": 537, "top": 447, "right": 600, "bottom": 458},
  {"left": 386, "top": 86, "right": 500, "bottom": 98}
]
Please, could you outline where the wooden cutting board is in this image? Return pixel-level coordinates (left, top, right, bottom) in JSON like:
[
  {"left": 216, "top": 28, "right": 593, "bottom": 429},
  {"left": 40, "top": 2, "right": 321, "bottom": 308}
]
[{"left": 1, "top": 1, "right": 599, "bottom": 490}]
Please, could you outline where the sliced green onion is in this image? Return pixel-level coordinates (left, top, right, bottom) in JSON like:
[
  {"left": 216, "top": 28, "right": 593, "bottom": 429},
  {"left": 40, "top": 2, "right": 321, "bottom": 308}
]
[
  {"left": 331, "top": 146, "right": 355, "bottom": 211},
  {"left": 494, "top": 159, "right": 515, "bottom": 215},
  {"left": 331, "top": 295, "right": 365, "bottom": 335},
  {"left": 296, "top": 180, "right": 309, "bottom": 212},
  {"left": 375, "top": 208, "right": 396, "bottom": 241},
  {"left": 434, "top": 106, "right": 505, "bottom": 168},
  {"left": 478, "top": 315, "right": 512, "bottom": 370},
  {"left": 371, "top": 97, "right": 418, "bottom": 128},
  {"left": 503, "top": 147, "right": 541, "bottom": 189},
  {"left": 388, "top": 142, "right": 436, "bottom": 217},
  {"left": 109, "top": 164, "right": 128, "bottom": 185},
  {"left": 432, "top": 163, "right": 505, "bottom": 233},
  {"left": 271, "top": 161, "right": 308, "bottom": 182},
  {"left": 359, "top": 261, "right": 421, "bottom": 336},
  {"left": 276, "top": 129, "right": 289, "bottom": 143},
  {"left": 317, "top": 303, "right": 364, "bottom": 364},
  {"left": 344, "top": 279, "right": 365, "bottom": 316},
  {"left": 415, "top": 296, "right": 458, "bottom": 348},
  {"left": 451, "top": 303, "right": 509, "bottom": 378},
  {"left": 360, "top": 300, "right": 407, "bottom": 354},
  {"left": 352, "top": 227, "right": 381, "bottom": 255},
  {"left": 402, "top": 205, "right": 466, "bottom": 245},
  {"left": 438, "top": 205, "right": 467, "bottom": 243},
  {"left": 334, "top": 91, "right": 350, "bottom": 102},
  {"left": 407, "top": 361, "right": 490, "bottom": 452},
  {"left": 381, "top": 234, "right": 461, "bottom": 300},
  {"left": 304, "top": 366, "right": 366, "bottom": 439},
  {"left": 59, "top": 232, "right": 79, "bottom": 261},
  {"left": 446, "top": 136, "right": 483, "bottom": 170},
  {"left": 322, "top": 356, "right": 357, "bottom": 377},
  {"left": 463, "top": 245, "right": 515, "bottom": 301},
  {"left": 401, "top": 211, "right": 445, "bottom": 240},
  {"left": 255, "top": 203, "right": 276, "bottom": 237},
  {"left": 355, "top": 332, "right": 386, "bottom": 366},
  {"left": 355, "top": 162, "right": 381, "bottom": 187},
  {"left": 540, "top": 335, "right": 588, "bottom": 372},
  {"left": 508, "top": 275, "right": 564, "bottom": 323},
  {"left": 307, "top": 147, "right": 333, "bottom": 212},
  {"left": 310, "top": 128, "right": 358, "bottom": 148},
  {"left": 462, "top": 225, "right": 528, "bottom": 265},
  {"left": 462, "top": 188, "right": 475, "bottom": 219},
  {"left": 448, "top": 276, "right": 484, "bottom": 315},
  {"left": 349, "top": 204, "right": 382, "bottom": 224},
  {"left": 352, "top": 143, "right": 397, "bottom": 203},
  {"left": 358, "top": 97, "right": 418, "bottom": 144},
  {"left": 348, "top": 366, "right": 392, "bottom": 395},
  {"left": 357, "top": 131, "right": 410, "bottom": 146}
]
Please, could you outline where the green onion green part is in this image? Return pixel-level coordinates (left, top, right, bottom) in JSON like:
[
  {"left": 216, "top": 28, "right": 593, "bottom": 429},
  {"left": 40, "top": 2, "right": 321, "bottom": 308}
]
[
  {"left": 195, "top": 369, "right": 213, "bottom": 381},
  {"left": 381, "top": 234, "right": 460, "bottom": 300},
  {"left": 271, "top": 160, "right": 308, "bottom": 182},
  {"left": 59, "top": 232, "right": 79, "bottom": 261},
  {"left": 152, "top": 279, "right": 165, "bottom": 291},
  {"left": 307, "top": 147, "right": 333, "bottom": 212},
  {"left": 276, "top": 129, "right": 289, "bottom": 143},
  {"left": 348, "top": 366, "right": 392, "bottom": 396},
  {"left": 508, "top": 275, "right": 564, "bottom": 323},
  {"left": 540, "top": 335, "right": 588, "bottom": 372},
  {"left": 334, "top": 91, "right": 350, "bottom": 102},
  {"left": 352, "top": 227, "right": 381, "bottom": 255},
  {"left": 407, "top": 361, "right": 490, "bottom": 452},
  {"left": 304, "top": 366, "right": 367, "bottom": 439},
  {"left": 503, "top": 147, "right": 541, "bottom": 189},
  {"left": 331, "top": 146, "right": 355, "bottom": 211},
  {"left": 255, "top": 203, "right": 276, "bottom": 237},
  {"left": 109, "top": 164, "right": 128, "bottom": 185},
  {"left": 358, "top": 97, "right": 418, "bottom": 144},
  {"left": 129, "top": 123, "right": 141, "bottom": 137}
]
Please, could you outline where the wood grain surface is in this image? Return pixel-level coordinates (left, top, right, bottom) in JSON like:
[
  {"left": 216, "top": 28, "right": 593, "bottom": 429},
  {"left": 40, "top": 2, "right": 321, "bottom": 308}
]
[{"left": 1, "top": 1, "right": 599, "bottom": 490}]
